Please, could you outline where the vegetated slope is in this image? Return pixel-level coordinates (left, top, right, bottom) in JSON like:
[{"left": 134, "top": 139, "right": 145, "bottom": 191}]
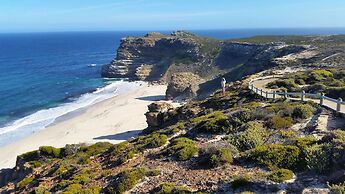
[
  {"left": 102, "top": 31, "right": 345, "bottom": 97},
  {"left": 1, "top": 75, "right": 345, "bottom": 194}
]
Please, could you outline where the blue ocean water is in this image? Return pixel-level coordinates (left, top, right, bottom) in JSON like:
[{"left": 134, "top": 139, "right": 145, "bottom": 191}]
[{"left": 1, "top": 28, "right": 345, "bottom": 146}]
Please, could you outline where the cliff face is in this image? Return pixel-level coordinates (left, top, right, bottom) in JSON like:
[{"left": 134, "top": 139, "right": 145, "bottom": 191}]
[{"left": 102, "top": 31, "right": 315, "bottom": 84}]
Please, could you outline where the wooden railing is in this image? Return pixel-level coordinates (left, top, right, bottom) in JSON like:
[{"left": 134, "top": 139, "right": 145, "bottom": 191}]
[{"left": 248, "top": 75, "right": 345, "bottom": 113}]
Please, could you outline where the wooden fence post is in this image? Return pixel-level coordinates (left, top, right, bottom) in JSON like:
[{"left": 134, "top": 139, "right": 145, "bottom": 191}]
[
  {"left": 260, "top": 89, "right": 263, "bottom": 96},
  {"left": 273, "top": 91, "right": 276, "bottom": 100},
  {"left": 301, "top": 90, "right": 305, "bottom": 102},
  {"left": 337, "top": 98, "right": 343, "bottom": 112},
  {"left": 320, "top": 93, "right": 324, "bottom": 106},
  {"left": 284, "top": 90, "right": 288, "bottom": 99},
  {"left": 265, "top": 91, "right": 268, "bottom": 98}
]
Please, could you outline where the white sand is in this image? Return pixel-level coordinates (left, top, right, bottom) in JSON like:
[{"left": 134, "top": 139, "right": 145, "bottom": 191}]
[{"left": 0, "top": 83, "right": 167, "bottom": 169}]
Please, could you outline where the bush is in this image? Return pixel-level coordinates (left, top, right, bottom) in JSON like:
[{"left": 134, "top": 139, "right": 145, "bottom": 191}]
[
  {"left": 140, "top": 133, "right": 168, "bottom": 149},
  {"left": 119, "top": 151, "right": 136, "bottom": 164},
  {"left": 33, "top": 186, "right": 50, "bottom": 194},
  {"left": 80, "top": 142, "right": 112, "bottom": 156},
  {"left": 39, "top": 146, "right": 62, "bottom": 158},
  {"left": 229, "top": 122, "right": 268, "bottom": 151},
  {"left": 17, "top": 177, "right": 34, "bottom": 190},
  {"left": 168, "top": 137, "right": 199, "bottom": 161},
  {"left": 191, "top": 111, "right": 230, "bottom": 134},
  {"left": 109, "top": 167, "right": 147, "bottom": 194},
  {"left": 148, "top": 169, "right": 161, "bottom": 176},
  {"left": 250, "top": 144, "right": 301, "bottom": 170},
  {"left": 268, "top": 116, "right": 293, "bottom": 129},
  {"left": 18, "top": 150, "right": 39, "bottom": 162},
  {"left": 199, "top": 145, "right": 233, "bottom": 167},
  {"left": 231, "top": 175, "right": 252, "bottom": 190},
  {"left": 292, "top": 104, "right": 315, "bottom": 119},
  {"left": 304, "top": 144, "right": 331, "bottom": 173},
  {"left": 29, "top": 160, "right": 42, "bottom": 168},
  {"left": 328, "top": 182, "right": 345, "bottom": 194},
  {"left": 293, "top": 136, "right": 317, "bottom": 150},
  {"left": 156, "top": 182, "right": 191, "bottom": 194},
  {"left": 267, "top": 79, "right": 299, "bottom": 91},
  {"left": 268, "top": 169, "right": 294, "bottom": 183}
]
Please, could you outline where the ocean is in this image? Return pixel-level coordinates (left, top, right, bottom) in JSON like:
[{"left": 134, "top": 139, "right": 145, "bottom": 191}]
[{"left": 1, "top": 28, "right": 345, "bottom": 147}]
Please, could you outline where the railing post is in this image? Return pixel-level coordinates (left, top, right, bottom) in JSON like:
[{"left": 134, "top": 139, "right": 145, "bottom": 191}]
[
  {"left": 337, "top": 98, "right": 343, "bottom": 112},
  {"left": 273, "top": 91, "right": 276, "bottom": 100},
  {"left": 260, "top": 89, "right": 263, "bottom": 96},
  {"left": 284, "top": 90, "right": 288, "bottom": 99},
  {"left": 251, "top": 84, "right": 254, "bottom": 90},
  {"left": 265, "top": 91, "right": 268, "bottom": 98},
  {"left": 256, "top": 87, "right": 259, "bottom": 94},
  {"left": 301, "top": 90, "right": 305, "bottom": 102},
  {"left": 320, "top": 93, "right": 324, "bottom": 106}
]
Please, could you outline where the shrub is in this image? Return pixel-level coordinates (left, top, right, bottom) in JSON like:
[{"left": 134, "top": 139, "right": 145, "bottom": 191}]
[
  {"left": 293, "top": 136, "right": 317, "bottom": 150},
  {"left": 17, "top": 177, "right": 34, "bottom": 190},
  {"left": 18, "top": 150, "right": 39, "bottom": 162},
  {"left": 110, "top": 167, "right": 147, "bottom": 194},
  {"left": 268, "top": 169, "right": 294, "bottom": 182},
  {"left": 229, "top": 122, "right": 268, "bottom": 151},
  {"left": 304, "top": 144, "right": 331, "bottom": 173},
  {"left": 148, "top": 169, "right": 161, "bottom": 176},
  {"left": 140, "top": 133, "right": 168, "bottom": 148},
  {"left": 80, "top": 142, "right": 112, "bottom": 156},
  {"left": 312, "top": 69, "right": 333, "bottom": 78},
  {"left": 268, "top": 116, "right": 293, "bottom": 129},
  {"left": 199, "top": 145, "right": 233, "bottom": 168},
  {"left": 33, "top": 186, "right": 50, "bottom": 194},
  {"left": 119, "top": 151, "right": 136, "bottom": 164},
  {"left": 39, "top": 146, "right": 62, "bottom": 158},
  {"left": 191, "top": 111, "right": 230, "bottom": 134},
  {"left": 156, "top": 182, "right": 191, "bottom": 194},
  {"left": 29, "top": 160, "right": 42, "bottom": 168},
  {"left": 250, "top": 144, "right": 301, "bottom": 170},
  {"left": 168, "top": 137, "right": 199, "bottom": 161},
  {"left": 51, "top": 165, "right": 69, "bottom": 177},
  {"left": 63, "top": 183, "right": 82, "bottom": 194},
  {"left": 267, "top": 79, "right": 299, "bottom": 91},
  {"left": 231, "top": 175, "right": 252, "bottom": 190},
  {"left": 328, "top": 182, "right": 345, "bottom": 194},
  {"left": 292, "top": 104, "right": 315, "bottom": 119}
]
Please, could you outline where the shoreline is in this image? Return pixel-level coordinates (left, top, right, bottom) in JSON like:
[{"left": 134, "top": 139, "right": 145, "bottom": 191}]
[{"left": 0, "top": 83, "right": 168, "bottom": 169}]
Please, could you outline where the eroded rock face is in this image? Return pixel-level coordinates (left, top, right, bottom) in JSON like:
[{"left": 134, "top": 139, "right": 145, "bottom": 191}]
[
  {"left": 145, "top": 102, "right": 174, "bottom": 130},
  {"left": 166, "top": 72, "right": 204, "bottom": 100},
  {"left": 101, "top": 32, "right": 203, "bottom": 81}
]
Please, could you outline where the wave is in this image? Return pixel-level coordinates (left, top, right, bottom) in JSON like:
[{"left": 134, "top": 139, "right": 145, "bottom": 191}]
[{"left": 0, "top": 80, "right": 142, "bottom": 146}]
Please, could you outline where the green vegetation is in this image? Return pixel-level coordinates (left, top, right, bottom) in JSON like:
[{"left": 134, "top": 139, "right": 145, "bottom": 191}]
[
  {"left": 268, "top": 169, "right": 294, "bottom": 183},
  {"left": 268, "top": 116, "right": 293, "bottom": 129},
  {"left": 191, "top": 111, "right": 230, "bottom": 134},
  {"left": 199, "top": 145, "right": 233, "bottom": 167},
  {"left": 304, "top": 144, "right": 331, "bottom": 173},
  {"left": 250, "top": 144, "right": 301, "bottom": 170},
  {"left": 39, "top": 146, "right": 62, "bottom": 158},
  {"left": 231, "top": 175, "right": 252, "bottom": 190},
  {"left": 29, "top": 160, "right": 42, "bottom": 168},
  {"left": 137, "top": 133, "right": 168, "bottom": 149},
  {"left": 156, "top": 182, "right": 191, "bottom": 194},
  {"left": 228, "top": 121, "right": 268, "bottom": 151},
  {"left": 17, "top": 177, "right": 35, "bottom": 190},
  {"left": 18, "top": 150, "right": 39, "bottom": 162},
  {"left": 293, "top": 136, "right": 317, "bottom": 150},
  {"left": 107, "top": 167, "right": 147, "bottom": 194},
  {"left": 292, "top": 104, "right": 315, "bottom": 119},
  {"left": 168, "top": 137, "right": 199, "bottom": 161},
  {"left": 328, "top": 182, "right": 345, "bottom": 194}
]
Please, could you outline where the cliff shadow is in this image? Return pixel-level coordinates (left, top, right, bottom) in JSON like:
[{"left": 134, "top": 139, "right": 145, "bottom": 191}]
[
  {"left": 136, "top": 95, "right": 166, "bottom": 101},
  {"left": 93, "top": 130, "right": 142, "bottom": 141}
]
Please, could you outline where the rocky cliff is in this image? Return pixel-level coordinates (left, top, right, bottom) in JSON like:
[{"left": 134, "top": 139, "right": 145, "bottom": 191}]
[{"left": 102, "top": 31, "right": 345, "bottom": 98}]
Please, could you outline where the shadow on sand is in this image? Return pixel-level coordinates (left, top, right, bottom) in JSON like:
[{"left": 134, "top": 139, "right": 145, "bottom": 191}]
[
  {"left": 136, "top": 95, "right": 165, "bottom": 101},
  {"left": 93, "top": 130, "right": 142, "bottom": 141}
]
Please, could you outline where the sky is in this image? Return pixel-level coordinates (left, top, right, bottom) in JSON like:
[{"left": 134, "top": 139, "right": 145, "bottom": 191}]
[{"left": 0, "top": 0, "right": 345, "bottom": 33}]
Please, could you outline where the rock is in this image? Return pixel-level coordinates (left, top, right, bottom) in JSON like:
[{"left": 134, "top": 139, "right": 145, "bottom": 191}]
[
  {"left": 166, "top": 72, "right": 204, "bottom": 100},
  {"left": 145, "top": 102, "right": 175, "bottom": 130}
]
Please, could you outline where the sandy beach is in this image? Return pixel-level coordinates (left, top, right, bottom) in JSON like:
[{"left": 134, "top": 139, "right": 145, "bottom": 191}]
[{"left": 0, "top": 83, "right": 167, "bottom": 169}]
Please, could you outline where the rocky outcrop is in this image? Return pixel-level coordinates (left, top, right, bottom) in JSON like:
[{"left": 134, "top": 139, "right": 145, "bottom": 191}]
[
  {"left": 145, "top": 102, "right": 175, "bottom": 130},
  {"left": 102, "top": 31, "right": 203, "bottom": 81},
  {"left": 166, "top": 72, "right": 204, "bottom": 100}
]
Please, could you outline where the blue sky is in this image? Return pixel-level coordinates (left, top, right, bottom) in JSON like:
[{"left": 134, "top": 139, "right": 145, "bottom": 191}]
[{"left": 1, "top": 0, "right": 345, "bottom": 32}]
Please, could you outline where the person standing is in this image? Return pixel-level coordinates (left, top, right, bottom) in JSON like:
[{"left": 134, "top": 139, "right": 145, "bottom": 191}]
[{"left": 221, "top": 77, "right": 226, "bottom": 95}]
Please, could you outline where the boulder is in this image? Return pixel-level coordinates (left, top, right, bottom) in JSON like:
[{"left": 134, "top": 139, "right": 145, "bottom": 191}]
[
  {"left": 145, "top": 102, "right": 174, "bottom": 129},
  {"left": 166, "top": 72, "right": 204, "bottom": 100}
]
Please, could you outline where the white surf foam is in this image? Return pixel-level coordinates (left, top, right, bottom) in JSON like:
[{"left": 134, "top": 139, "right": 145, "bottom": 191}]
[{"left": 0, "top": 80, "right": 143, "bottom": 146}]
